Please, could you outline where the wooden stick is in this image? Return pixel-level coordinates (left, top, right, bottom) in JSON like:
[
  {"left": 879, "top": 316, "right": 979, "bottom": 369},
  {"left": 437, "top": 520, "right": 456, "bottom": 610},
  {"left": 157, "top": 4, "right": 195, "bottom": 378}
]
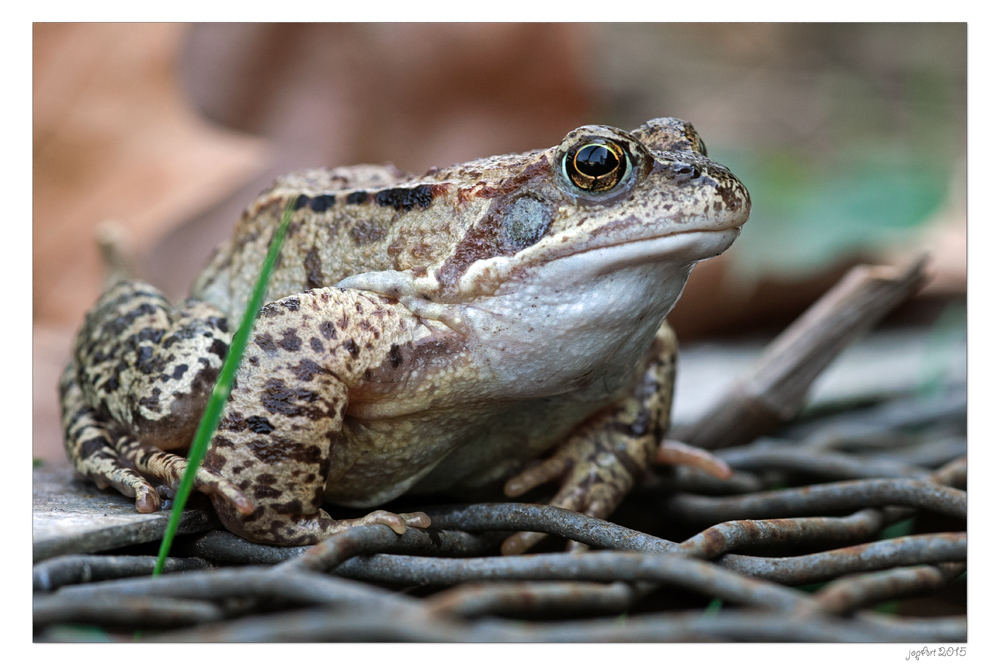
[{"left": 672, "top": 255, "right": 928, "bottom": 450}]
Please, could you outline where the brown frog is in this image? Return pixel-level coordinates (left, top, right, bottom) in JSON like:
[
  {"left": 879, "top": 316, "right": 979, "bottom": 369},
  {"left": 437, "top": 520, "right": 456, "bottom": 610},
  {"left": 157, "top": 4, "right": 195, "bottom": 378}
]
[{"left": 60, "top": 118, "right": 750, "bottom": 551}]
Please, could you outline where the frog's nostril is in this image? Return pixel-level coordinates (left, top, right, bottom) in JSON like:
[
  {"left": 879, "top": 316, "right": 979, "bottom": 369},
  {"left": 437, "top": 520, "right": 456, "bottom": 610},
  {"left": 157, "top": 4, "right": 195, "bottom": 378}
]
[{"left": 672, "top": 162, "right": 702, "bottom": 182}]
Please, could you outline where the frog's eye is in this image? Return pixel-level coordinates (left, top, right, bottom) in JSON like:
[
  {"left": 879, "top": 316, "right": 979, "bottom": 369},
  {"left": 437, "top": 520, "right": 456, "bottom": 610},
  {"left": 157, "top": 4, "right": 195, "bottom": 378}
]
[{"left": 563, "top": 140, "right": 631, "bottom": 193}]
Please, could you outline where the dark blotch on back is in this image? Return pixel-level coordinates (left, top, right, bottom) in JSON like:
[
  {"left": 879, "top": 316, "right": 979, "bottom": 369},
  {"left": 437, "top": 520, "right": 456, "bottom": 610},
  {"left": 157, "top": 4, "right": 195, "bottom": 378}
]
[
  {"left": 309, "top": 194, "right": 337, "bottom": 213},
  {"left": 210, "top": 338, "right": 229, "bottom": 360},
  {"left": 374, "top": 185, "right": 434, "bottom": 211},
  {"left": 253, "top": 484, "right": 282, "bottom": 500},
  {"left": 136, "top": 327, "right": 164, "bottom": 344},
  {"left": 79, "top": 437, "right": 107, "bottom": 459},
  {"left": 259, "top": 303, "right": 283, "bottom": 318},
  {"left": 138, "top": 387, "right": 162, "bottom": 413},
  {"left": 349, "top": 220, "right": 386, "bottom": 245},
  {"left": 247, "top": 436, "right": 323, "bottom": 465},
  {"left": 218, "top": 412, "right": 246, "bottom": 432},
  {"left": 259, "top": 378, "right": 322, "bottom": 419}
]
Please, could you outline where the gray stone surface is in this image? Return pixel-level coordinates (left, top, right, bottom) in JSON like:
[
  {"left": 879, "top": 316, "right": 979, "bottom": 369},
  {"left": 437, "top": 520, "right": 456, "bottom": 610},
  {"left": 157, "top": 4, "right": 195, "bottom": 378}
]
[{"left": 32, "top": 463, "right": 219, "bottom": 562}]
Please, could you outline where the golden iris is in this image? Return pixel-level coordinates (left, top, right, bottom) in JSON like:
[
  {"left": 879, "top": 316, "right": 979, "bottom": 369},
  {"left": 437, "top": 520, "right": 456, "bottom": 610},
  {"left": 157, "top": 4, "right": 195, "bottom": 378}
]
[{"left": 565, "top": 140, "right": 629, "bottom": 192}]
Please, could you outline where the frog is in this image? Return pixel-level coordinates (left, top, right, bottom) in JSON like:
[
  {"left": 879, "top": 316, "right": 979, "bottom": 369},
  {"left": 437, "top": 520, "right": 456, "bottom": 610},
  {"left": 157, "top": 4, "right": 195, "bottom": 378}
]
[{"left": 59, "top": 117, "right": 750, "bottom": 551}]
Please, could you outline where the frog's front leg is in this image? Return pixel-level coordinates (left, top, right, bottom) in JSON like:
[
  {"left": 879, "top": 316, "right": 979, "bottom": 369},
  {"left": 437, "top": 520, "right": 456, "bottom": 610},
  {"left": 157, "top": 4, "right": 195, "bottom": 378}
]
[
  {"left": 501, "top": 323, "right": 678, "bottom": 555},
  {"left": 204, "top": 288, "right": 430, "bottom": 546}
]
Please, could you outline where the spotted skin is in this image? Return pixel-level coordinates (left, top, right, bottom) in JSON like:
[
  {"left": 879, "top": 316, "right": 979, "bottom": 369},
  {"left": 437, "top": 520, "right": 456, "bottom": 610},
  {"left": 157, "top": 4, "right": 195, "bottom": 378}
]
[
  {"left": 71, "top": 280, "right": 229, "bottom": 451},
  {"left": 60, "top": 364, "right": 161, "bottom": 512},
  {"left": 61, "top": 282, "right": 251, "bottom": 513},
  {"left": 61, "top": 118, "right": 750, "bottom": 548},
  {"left": 204, "top": 288, "right": 434, "bottom": 544}
]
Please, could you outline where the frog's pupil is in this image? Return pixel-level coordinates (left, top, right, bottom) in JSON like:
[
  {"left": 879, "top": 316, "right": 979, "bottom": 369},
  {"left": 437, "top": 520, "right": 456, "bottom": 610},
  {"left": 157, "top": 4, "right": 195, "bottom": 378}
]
[{"left": 576, "top": 144, "right": 617, "bottom": 177}]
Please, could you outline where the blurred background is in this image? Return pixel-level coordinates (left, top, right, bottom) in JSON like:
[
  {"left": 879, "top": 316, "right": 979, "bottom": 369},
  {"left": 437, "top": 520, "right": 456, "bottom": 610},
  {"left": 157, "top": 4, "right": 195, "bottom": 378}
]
[{"left": 33, "top": 23, "right": 967, "bottom": 461}]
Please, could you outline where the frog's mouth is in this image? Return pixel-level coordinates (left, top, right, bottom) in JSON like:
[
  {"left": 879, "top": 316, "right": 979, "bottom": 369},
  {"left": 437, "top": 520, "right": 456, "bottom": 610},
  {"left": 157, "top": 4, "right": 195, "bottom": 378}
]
[
  {"left": 572, "top": 227, "right": 742, "bottom": 275},
  {"left": 450, "top": 226, "right": 741, "bottom": 302},
  {"left": 502, "top": 226, "right": 743, "bottom": 288}
]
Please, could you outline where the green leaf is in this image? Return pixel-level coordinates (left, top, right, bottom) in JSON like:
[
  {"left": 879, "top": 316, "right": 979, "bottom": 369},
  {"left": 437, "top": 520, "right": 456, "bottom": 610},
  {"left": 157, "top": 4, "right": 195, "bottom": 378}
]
[
  {"left": 152, "top": 197, "right": 297, "bottom": 576},
  {"left": 702, "top": 597, "right": 723, "bottom": 616},
  {"left": 879, "top": 517, "right": 915, "bottom": 541}
]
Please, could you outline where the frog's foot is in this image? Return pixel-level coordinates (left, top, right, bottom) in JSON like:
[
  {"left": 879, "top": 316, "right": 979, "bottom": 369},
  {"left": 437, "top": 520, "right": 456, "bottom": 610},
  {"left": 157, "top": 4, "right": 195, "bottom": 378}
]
[
  {"left": 112, "top": 436, "right": 254, "bottom": 515},
  {"left": 501, "top": 428, "right": 653, "bottom": 555},
  {"left": 211, "top": 497, "right": 432, "bottom": 546},
  {"left": 61, "top": 358, "right": 253, "bottom": 514},
  {"left": 60, "top": 364, "right": 162, "bottom": 513},
  {"left": 337, "top": 509, "right": 432, "bottom": 535}
]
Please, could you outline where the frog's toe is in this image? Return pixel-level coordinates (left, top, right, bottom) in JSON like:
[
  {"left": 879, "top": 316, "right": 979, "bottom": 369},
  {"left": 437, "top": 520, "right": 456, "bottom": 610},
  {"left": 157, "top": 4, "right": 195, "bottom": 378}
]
[
  {"left": 98, "top": 463, "right": 162, "bottom": 513},
  {"left": 501, "top": 530, "right": 546, "bottom": 556},
  {"left": 501, "top": 481, "right": 595, "bottom": 555},
  {"left": 61, "top": 368, "right": 165, "bottom": 512},
  {"left": 354, "top": 509, "right": 431, "bottom": 535},
  {"left": 503, "top": 455, "right": 570, "bottom": 498},
  {"left": 501, "top": 434, "right": 644, "bottom": 553},
  {"left": 192, "top": 469, "right": 254, "bottom": 516},
  {"left": 402, "top": 511, "right": 433, "bottom": 529},
  {"left": 112, "top": 436, "right": 253, "bottom": 515},
  {"left": 87, "top": 459, "right": 161, "bottom": 513},
  {"left": 655, "top": 439, "right": 732, "bottom": 479},
  {"left": 132, "top": 485, "right": 162, "bottom": 513}
]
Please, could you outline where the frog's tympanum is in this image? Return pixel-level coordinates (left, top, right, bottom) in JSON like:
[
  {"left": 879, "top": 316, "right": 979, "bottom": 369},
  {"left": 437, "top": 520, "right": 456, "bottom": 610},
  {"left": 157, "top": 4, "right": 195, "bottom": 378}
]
[{"left": 60, "top": 118, "right": 750, "bottom": 551}]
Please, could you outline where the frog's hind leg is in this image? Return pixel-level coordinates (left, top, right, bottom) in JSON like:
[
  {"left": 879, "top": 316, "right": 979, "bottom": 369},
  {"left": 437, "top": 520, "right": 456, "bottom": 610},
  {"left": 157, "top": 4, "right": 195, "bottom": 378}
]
[
  {"left": 63, "top": 279, "right": 253, "bottom": 512},
  {"left": 61, "top": 362, "right": 254, "bottom": 514},
  {"left": 72, "top": 280, "right": 231, "bottom": 451}
]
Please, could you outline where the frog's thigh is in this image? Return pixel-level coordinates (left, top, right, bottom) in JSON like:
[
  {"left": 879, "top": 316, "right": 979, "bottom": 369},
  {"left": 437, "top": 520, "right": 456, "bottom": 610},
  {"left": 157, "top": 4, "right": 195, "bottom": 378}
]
[
  {"left": 503, "top": 322, "right": 676, "bottom": 553},
  {"left": 205, "top": 288, "right": 428, "bottom": 546},
  {"left": 72, "top": 279, "right": 230, "bottom": 451}
]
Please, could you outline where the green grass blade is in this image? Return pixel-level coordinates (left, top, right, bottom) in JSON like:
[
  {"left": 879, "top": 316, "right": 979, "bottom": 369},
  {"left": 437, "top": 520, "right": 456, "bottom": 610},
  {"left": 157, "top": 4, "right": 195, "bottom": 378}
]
[{"left": 152, "top": 197, "right": 297, "bottom": 576}]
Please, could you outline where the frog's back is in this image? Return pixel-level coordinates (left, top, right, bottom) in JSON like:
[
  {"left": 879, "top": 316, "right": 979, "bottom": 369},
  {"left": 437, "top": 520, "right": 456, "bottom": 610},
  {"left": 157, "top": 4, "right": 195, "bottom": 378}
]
[
  {"left": 192, "top": 155, "right": 534, "bottom": 319},
  {"left": 191, "top": 164, "right": 430, "bottom": 317}
]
